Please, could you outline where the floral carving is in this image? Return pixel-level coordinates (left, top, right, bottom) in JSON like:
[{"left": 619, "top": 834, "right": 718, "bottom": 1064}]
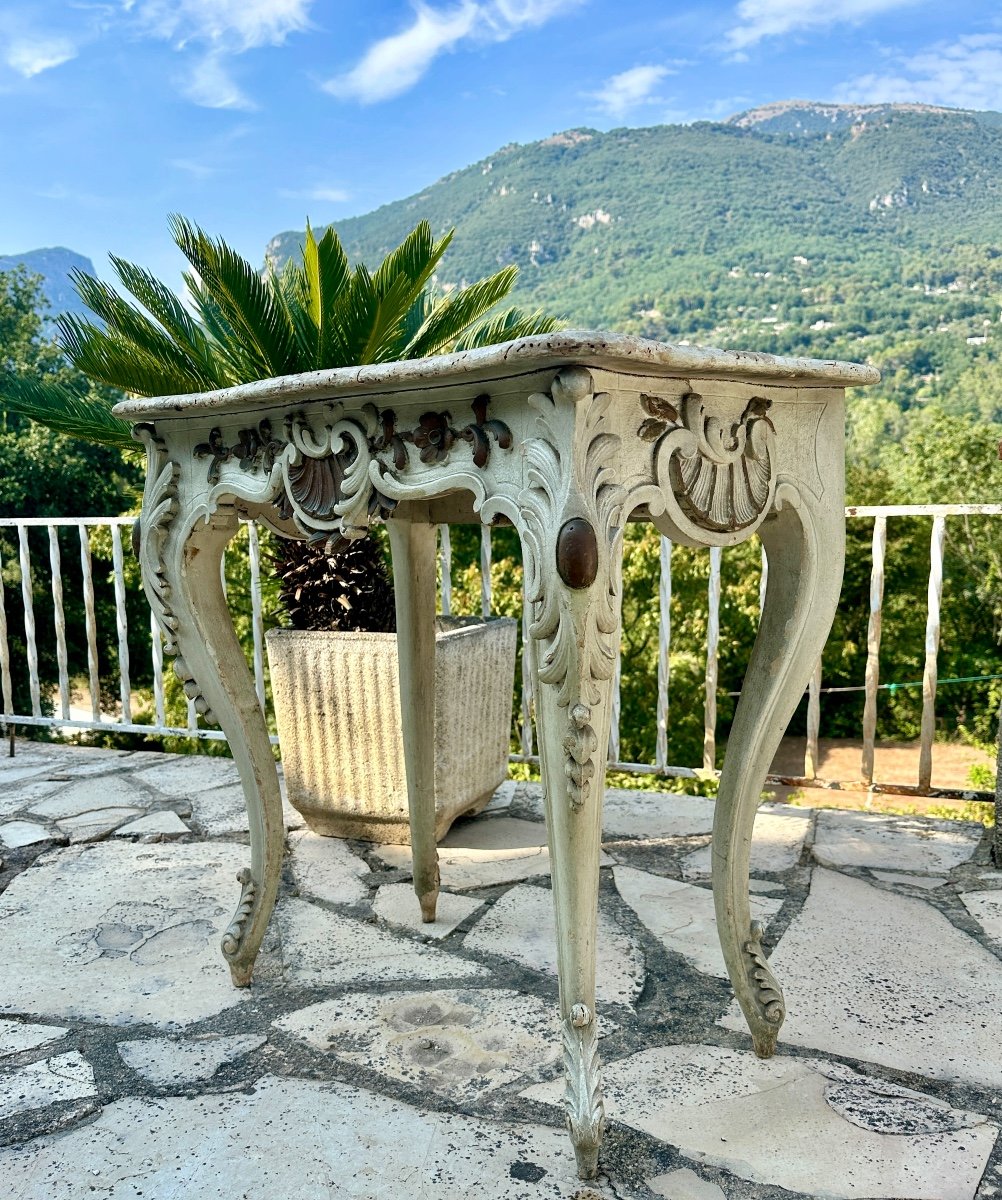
[
  {"left": 648, "top": 391, "right": 777, "bottom": 541},
  {"left": 195, "top": 420, "right": 285, "bottom": 485},
  {"left": 371, "top": 394, "right": 513, "bottom": 470},
  {"left": 563, "top": 703, "right": 598, "bottom": 810},
  {"left": 410, "top": 411, "right": 456, "bottom": 463}
]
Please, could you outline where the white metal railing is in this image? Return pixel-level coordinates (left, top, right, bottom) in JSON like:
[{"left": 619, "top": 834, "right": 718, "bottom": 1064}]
[{"left": 0, "top": 506, "right": 999, "bottom": 795}]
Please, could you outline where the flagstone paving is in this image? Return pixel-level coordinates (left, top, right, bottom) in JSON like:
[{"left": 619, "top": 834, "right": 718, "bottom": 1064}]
[{"left": 0, "top": 741, "right": 999, "bottom": 1200}]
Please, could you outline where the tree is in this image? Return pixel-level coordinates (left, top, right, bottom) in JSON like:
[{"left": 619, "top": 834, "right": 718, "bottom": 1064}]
[{"left": 0, "top": 268, "right": 143, "bottom": 720}]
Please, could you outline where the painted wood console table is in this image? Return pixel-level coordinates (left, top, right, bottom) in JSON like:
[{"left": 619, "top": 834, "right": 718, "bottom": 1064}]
[{"left": 118, "top": 331, "right": 878, "bottom": 1178}]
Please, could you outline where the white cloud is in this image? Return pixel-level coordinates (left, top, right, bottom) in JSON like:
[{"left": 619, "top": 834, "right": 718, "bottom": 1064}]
[
  {"left": 130, "top": 0, "right": 312, "bottom": 51},
  {"left": 324, "top": 0, "right": 581, "bottom": 104},
  {"left": 837, "top": 34, "right": 1002, "bottom": 112},
  {"left": 593, "top": 65, "right": 671, "bottom": 118},
  {"left": 181, "top": 53, "right": 255, "bottom": 109},
  {"left": 726, "top": 0, "right": 922, "bottom": 50},
  {"left": 278, "top": 184, "right": 351, "bottom": 202},
  {"left": 4, "top": 35, "right": 77, "bottom": 77},
  {"left": 325, "top": 3, "right": 478, "bottom": 103}
]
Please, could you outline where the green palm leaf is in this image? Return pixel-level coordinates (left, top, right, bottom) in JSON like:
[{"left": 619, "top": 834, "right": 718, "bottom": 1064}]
[
  {"left": 169, "top": 215, "right": 299, "bottom": 380},
  {"left": 403, "top": 266, "right": 519, "bottom": 359},
  {"left": 0, "top": 373, "right": 135, "bottom": 450},
  {"left": 453, "top": 306, "right": 564, "bottom": 351}
]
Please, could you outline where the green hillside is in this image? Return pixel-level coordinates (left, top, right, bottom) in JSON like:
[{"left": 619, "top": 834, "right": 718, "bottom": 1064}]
[{"left": 267, "top": 102, "right": 1002, "bottom": 438}]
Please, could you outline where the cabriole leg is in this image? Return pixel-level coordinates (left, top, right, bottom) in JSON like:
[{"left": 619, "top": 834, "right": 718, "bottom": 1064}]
[
  {"left": 147, "top": 502, "right": 285, "bottom": 988},
  {"left": 712, "top": 484, "right": 844, "bottom": 1055},
  {"left": 387, "top": 519, "right": 440, "bottom": 923}
]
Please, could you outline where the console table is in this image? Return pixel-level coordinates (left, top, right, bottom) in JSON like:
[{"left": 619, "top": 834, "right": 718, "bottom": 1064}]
[{"left": 118, "top": 331, "right": 877, "bottom": 1177}]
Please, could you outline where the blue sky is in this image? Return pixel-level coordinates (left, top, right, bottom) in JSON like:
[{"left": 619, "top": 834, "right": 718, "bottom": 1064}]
[{"left": 1, "top": 0, "right": 999, "bottom": 286}]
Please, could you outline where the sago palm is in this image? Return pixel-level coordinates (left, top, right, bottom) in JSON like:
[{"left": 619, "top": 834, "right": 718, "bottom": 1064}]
[{"left": 0, "top": 216, "right": 563, "bottom": 630}]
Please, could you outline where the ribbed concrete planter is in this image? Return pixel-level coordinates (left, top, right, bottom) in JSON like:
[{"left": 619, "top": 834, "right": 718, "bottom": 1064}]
[{"left": 266, "top": 618, "right": 517, "bottom": 843}]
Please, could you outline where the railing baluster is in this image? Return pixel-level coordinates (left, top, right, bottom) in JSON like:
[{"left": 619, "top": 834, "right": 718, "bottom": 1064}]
[
  {"left": 861, "top": 515, "right": 887, "bottom": 785},
  {"left": 520, "top": 583, "right": 534, "bottom": 759},
  {"left": 151, "top": 610, "right": 166, "bottom": 728},
  {"left": 759, "top": 542, "right": 768, "bottom": 617},
  {"left": 110, "top": 523, "right": 132, "bottom": 722},
  {"left": 17, "top": 524, "right": 41, "bottom": 718},
  {"left": 805, "top": 659, "right": 822, "bottom": 779},
  {"left": 78, "top": 525, "right": 102, "bottom": 721},
  {"left": 918, "top": 515, "right": 946, "bottom": 790},
  {"left": 703, "top": 545, "right": 721, "bottom": 773},
  {"left": 438, "top": 524, "right": 452, "bottom": 616},
  {"left": 480, "top": 525, "right": 492, "bottom": 618},
  {"left": 0, "top": 544, "right": 13, "bottom": 725},
  {"left": 247, "top": 522, "right": 267, "bottom": 711},
  {"left": 607, "top": 642, "right": 622, "bottom": 765},
  {"left": 655, "top": 536, "right": 672, "bottom": 773},
  {"left": 47, "top": 526, "right": 71, "bottom": 720}
]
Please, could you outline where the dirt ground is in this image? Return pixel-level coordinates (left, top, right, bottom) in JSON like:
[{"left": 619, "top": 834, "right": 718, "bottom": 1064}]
[{"left": 766, "top": 736, "right": 996, "bottom": 816}]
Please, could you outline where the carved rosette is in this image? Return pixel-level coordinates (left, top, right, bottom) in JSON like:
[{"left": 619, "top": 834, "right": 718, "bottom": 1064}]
[
  {"left": 518, "top": 367, "right": 626, "bottom": 812},
  {"left": 135, "top": 426, "right": 217, "bottom": 725},
  {"left": 744, "top": 920, "right": 786, "bottom": 1055},
  {"left": 562, "top": 1003, "right": 605, "bottom": 1174},
  {"left": 645, "top": 391, "right": 777, "bottom": 545}
]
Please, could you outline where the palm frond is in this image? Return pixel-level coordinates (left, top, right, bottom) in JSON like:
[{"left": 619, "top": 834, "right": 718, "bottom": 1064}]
[
  {"left": 0, "top": 372, "right": 135, "bottom": 450},
  {"left": 301, "top": 223, "right": 353, "bottom": 369},
  {"left": 371, "top": 222, "right": 453, "bottom": 314},
  {"left": 57, "top": 313, "right": 213, "bottom": 397},
  {"left": 61, "top": 272, "right": 219, "bottom": 395},
  {"left": 452, "top": 305, "right": 565, "bottom": 351},
  {"left": 403, "top": 265, "right": 518, "bottom": 359},
  {"left": 108, "top": 255, "right": 225, "bottom": 387},
  {"left": 169, "top": 215, "right": 299, "bottom": 380}
]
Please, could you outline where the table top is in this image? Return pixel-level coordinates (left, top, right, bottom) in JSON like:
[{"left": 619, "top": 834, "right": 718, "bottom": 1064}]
[{"left": 114, "top": 329, "right": 880, "bottom": 421}]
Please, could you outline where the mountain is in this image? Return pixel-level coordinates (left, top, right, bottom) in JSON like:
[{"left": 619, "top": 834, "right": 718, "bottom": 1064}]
[
  {"left": 266, "top": 102, "right": 1002, "bottom": 424},
  {"left": 725, "top": 99, "right": 1002, "bottom": 135},
  {"left": 0, "top": 247, "right": 95, "bottom": 322}
]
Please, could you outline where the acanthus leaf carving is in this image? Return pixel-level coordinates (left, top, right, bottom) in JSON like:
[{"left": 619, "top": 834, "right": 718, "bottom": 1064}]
[
  {"left": 562, "top": 1003, "right": 605, "bottom": 1170},
  {"left": 518, "top": 367, "right": 626, "bottom": 813},
  {"left": 221, "top": 867, "right": 256, "bottom": 959},
  {"left": 739, "top": 921, "right": 787, "bottom": 1036}
]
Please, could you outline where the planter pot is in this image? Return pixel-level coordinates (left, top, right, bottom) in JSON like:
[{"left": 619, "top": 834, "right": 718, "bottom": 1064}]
[{"left": 265, "top": 617, "right": 517, "bottom": 843}]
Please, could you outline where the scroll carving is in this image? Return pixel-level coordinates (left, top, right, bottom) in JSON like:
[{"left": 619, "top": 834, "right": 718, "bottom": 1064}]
[
  {"left": 646, "top": 391, "right": 777, "bottom": 544},
  {"left": 744, "top": 920, "right": 786, "bottom": 1053},
  {"left": 191, "top": 395, "right": 512, "bottom": 547},
  {"left": 562, "top": 1003, "right": 605, "bottom": 1169},
  {"left": 134, "top": 427, "right": 216, "bottom": 725},
  {"left": 519, "top": 367, "right": 626, "bottom": 812},
  {"left": 221, "top": 867, "right": 257, "bottom": 958}
]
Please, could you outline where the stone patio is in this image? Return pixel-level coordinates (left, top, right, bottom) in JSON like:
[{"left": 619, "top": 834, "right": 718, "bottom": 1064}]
[{"left": 0, "top": 741, "right": 1000, "bottom": 1199}]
